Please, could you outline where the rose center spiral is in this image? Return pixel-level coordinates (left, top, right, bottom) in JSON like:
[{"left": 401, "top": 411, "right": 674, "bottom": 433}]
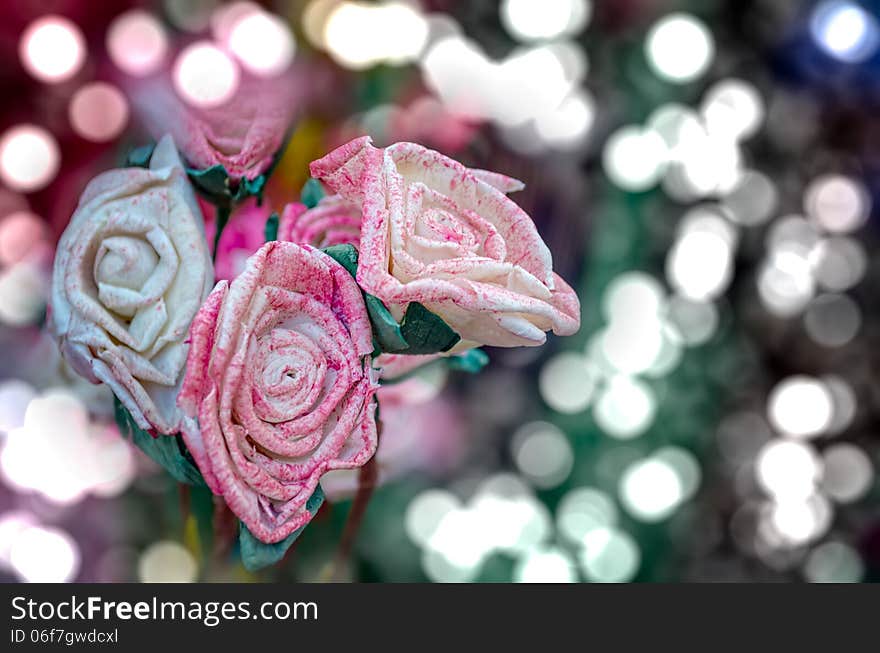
[
  {"left": 94, "top": 236, "right": 158, "bottom": 290},
  {"left": 416, "top": 208, "right": 479, "bottom": 252},
  {"left": 250, "top": 327, "right": 329, "bottom": 424}
]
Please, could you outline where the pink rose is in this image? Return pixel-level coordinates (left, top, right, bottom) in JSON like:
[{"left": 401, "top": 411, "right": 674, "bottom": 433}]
[
  {"left": 310, "top": 136, "right": 580, "bottom": 348},
  {"left": 278, "top": 195, "right": 362, "bottom": 248},
  {"left": 178, "top": 241, "right": 378, "bottom": 543},
  {"left": 49, "top": 136, "right": 214, "bottom": 434},
  {"left": 130, "top": 73, "right": 298, "bottom": 180},
  {"left": 202, "top": 198, "right": 270, "bottom": 282}
]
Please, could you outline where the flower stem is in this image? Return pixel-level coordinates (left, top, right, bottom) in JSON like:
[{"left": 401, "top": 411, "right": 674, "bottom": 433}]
[
  {"left": 329, "top": 437, "right": 380, "bottom": 581},
  {"left": 212, "top": 204, "right": 231, "bottom": 263}
]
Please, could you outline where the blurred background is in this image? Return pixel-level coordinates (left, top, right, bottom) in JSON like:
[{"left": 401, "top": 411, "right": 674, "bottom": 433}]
[{"left": 0, "top": 0, "right": 878, "bottom": 583}]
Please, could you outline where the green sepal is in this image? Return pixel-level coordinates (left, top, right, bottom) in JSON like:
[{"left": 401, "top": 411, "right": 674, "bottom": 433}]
[
  {"left": 446, "top": 348, "right": 489, "bottom": 373},
  {"left": 321, "top": 243, "right": 358, "bottom": 277},
  {"left": 397, "top": 302, "right": 460, "bottom": 354},
  {"left": 264, "top": 212, "right": 279, "bottom": 243},
  {"left": 187, "top": 164, "right": 230, "bottom": 201},
  {"left": 239, "top": 486, "right": 325, "bottom": 572},
  {"left": 320, "top": 243, "right": 460, "bottom": 355},
  {"left": 125, "top": 143, "right": 156, "bottom": 168},
  {"left": 301, "top": 178, "right": 325, "bottom": 208},
  {"left": 113, "top": 398, "right": 205, "bottom": 487}
]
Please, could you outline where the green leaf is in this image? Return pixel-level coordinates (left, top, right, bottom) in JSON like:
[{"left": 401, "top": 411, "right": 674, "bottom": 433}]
[
  {"left": 125, "top": 143, "right": 156, "bottom": 168},
  {"left": 239, "top": 486, "right": 325, "bottom": 572},
  {"left": 301, "top": 178, "right": 325, "bottom": 208},
  {"left": 447, "top": 348, "right": 489, "bottom": 373},
  {"left": 321, "top": 243, "right": 359, "bottom": 277},
  {"left": 320, "top": 244, "right": 459, "bottom": 355},
  {"left": 113, "top": 398, "right": 205, "bottom": 486},
  {"left": 187, "top": 164, "right": 230, "bottom": 199},
  {"left": 398, "top": 302, "right": 460, "bottom": 354},
  {"left": 238, "top": 174, "right": 267, "bottom": 204},
  {"left": 264, "top": 212, "right": 279, "bottom": 243}
]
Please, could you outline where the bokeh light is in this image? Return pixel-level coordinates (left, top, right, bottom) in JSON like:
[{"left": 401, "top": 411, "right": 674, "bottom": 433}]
[
  {"left": 69, "top": 83, "right": 129, "bottom": 142},
  {"left": 18, "top": 15, "right": 86, "bottom": 83},
  {"left": 513, "top": 547, "right": 577, "bottom": 582},
  {"left": 804, "top": 174, "right": 870, "bottom": 233},
  {"left": 512, "top": 422, "right": 574, "bottom": 489},
  {"left": 0, "top": 211, "right": 46, "bottom": 266},
  {"left": 0, "top": 125, "right": 60, "bottom": 192},
  {"left": 580, "top": 528, "right": 640, "bottom": 582},
  {"left": 619, "top": 456, "right": 687, "bottom": 522},
  {"left": 645, "top": 14, "right": 714, "bottom": 83},
  {"left": 173, "top": 41, "right": 240, "bottom": 107},
  {"left": 107, "top": 10, "right": 168, "bottom": 76},
  {"left": 10, "top": 526, "right": 80, "bottom": 583},
  {"left": 325, "top": 2, "right": 429, "bottom": 69},
  {"left": 602, "top": 126, "right": 667, "bottom": 191},
  {"left": 556, "top": 487, "right": 617, "bottom": 545},
  {"left": 803, "top": 293, "right": 861, "bottom": 347},
  {"left": 756, "top": 439, "right": 822, "bottom": 501},
  {"left": 767, "top": 376, "right": 833, "bottom": 438},
  {"left": 226, "top": 8, "right": 295, "bottom": 76},
  {"left": 138, "top": 541, "right": 198, "bottom": 582},
  {"left": 701, "top": 78, "right": 764, "bottom": 141},
  {"left": 811, "top": 0, "right": 880, "bottom": 63},
  {"left": 539, "top": 352, "right": 597, "bottom": 413},
  {"left": 594, "top": 375, "right": 656, "bottom": 439},
  {"left": 500, "top": 0, "right": 591, "bottom": 42},
  {"left": 821, "top": 444, "right": 873, "bottom": 503},
  {"left": 803, "top": 541, "right": 864, "bottom": 582}
]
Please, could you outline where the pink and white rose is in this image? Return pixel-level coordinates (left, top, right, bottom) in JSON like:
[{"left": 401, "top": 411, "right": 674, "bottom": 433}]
[
  {"left": 178, "top": 241, "right": 378, "bottom": 544},
  {"left": 278, "top": 195, "right": 362, "bottom": 249},
  {"left": 310, "top": 136, "right": 580, "bottom": 349},
  {"left": 49, "top": 136, "right": 213, "bottom": 434}
]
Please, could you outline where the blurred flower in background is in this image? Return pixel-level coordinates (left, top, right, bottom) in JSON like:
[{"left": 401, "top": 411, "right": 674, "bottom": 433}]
[{"left": 0, "top": 0, "right": 878, "bottom": 583}]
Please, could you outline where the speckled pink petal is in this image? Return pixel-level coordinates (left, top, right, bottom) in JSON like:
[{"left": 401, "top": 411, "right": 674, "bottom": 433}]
[
  {"left": 178, "top": 241, "right": 378, "bottom": 543},
  {"left": 310, "top": 136, "right": 581, "bottom": 348}
]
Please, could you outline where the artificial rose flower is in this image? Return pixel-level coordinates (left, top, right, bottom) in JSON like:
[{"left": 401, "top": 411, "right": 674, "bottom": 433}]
[
  {"left": 278, "top": 195, "right": 362, "bottom": 248},
  {"left": 202, "top": 197, "right": 271, "bottom": 282},
  {"left": 310, "top": 136, "right": 581, "bottom": 348},
  {"left": 129, "top": 73, "right": 298, "bottom": 181},
  {"left": 49, "top": 135, "right": 213, "bottom": 434},
  {"left": 178, "top": 241, "right": 379, "bottom": 543}
]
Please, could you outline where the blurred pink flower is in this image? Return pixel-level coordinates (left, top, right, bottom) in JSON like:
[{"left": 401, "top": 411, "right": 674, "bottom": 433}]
[
  {"left": 202, "top": 198, "right": 270, "bottom": 282},
  {"left": 129, "top": 72, "right": 299, "bottom": 180}
]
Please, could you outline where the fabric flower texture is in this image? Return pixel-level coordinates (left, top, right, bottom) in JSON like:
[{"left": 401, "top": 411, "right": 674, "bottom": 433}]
[
  {"left": 178, "top": 241, "right": 379, "bottom": 544},
  {"left": 310, "top": 136, "right": 581, "bottom": 348},
  {"left": 49, "top": 135, "right": 214, "bottom": 434},
  {"left": 278, "top": 195, "right": 362, "bottom": 248}
]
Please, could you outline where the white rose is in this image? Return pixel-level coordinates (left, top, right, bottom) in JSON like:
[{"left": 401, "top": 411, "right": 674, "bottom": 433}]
[{"left": 49, "top": 135, "right": 213, "bottom": 434}]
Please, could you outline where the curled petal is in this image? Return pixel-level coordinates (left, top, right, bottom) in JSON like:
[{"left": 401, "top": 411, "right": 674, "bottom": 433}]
[{"left": 310, "top": 136, "right": 580, "bottom": 348}]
